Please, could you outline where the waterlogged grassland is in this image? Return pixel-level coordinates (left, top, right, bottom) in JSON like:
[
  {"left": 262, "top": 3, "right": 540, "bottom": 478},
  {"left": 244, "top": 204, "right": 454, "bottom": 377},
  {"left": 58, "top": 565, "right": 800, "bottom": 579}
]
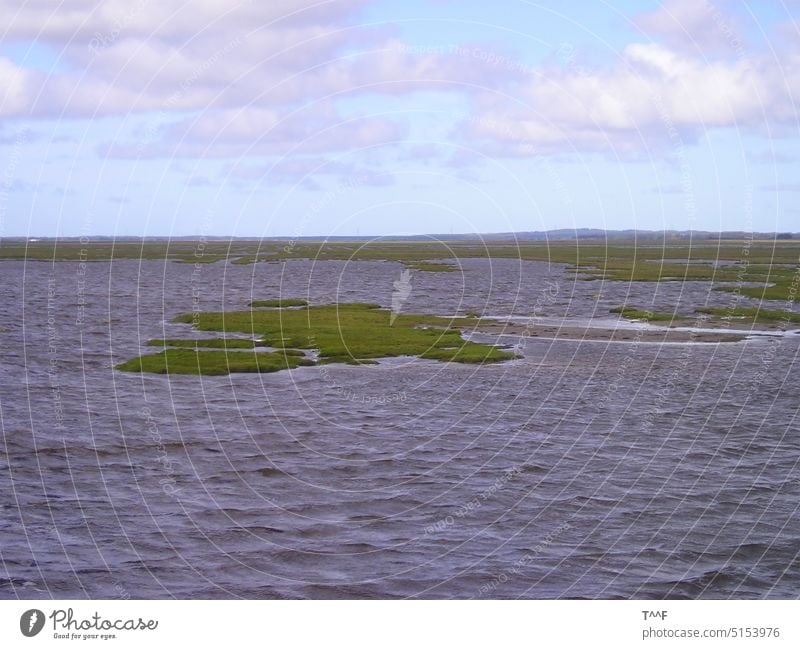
[
  {"left": 146, "top": 338, "right": 261, "bottom": 349},
  {"left": 0, "top": 240, "right": 266, "bottom": 263},
  {"left": 8, "top": 238, "right": 799, "bottom": 301},
  {"left": 609, "top": 306, "right": 679, "bottom": 322},
  {"left": 613, "top": 305, "right": 800, "bottom": 326},
  {"left": 116, "top": 348, "right": 314, "bottom": 375},
  {"left": 695, "top": 306, "right": 800, "bottom": 324},
  {"left": 118, "top": 301, "right": 517, "bottom": 375},
  {"left": 249, "top": 240, "right": 800, "bottom": 302},
  {"left": 714, "top": 282, "right": 796, "bottom": 302},
  {"left": 175, "top": 303, "right": 516, "bottom": 364}
]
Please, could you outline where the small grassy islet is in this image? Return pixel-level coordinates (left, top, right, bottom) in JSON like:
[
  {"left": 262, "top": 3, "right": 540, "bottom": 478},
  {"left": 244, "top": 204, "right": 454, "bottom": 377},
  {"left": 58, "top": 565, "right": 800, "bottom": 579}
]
[
  {"left": 117, "top": 300, "right": 517, "bottom": 375},
  {"left": 116, "top": 348, "right": 314, "bottom": 375},
  {"left": 613, "top": 305, "right": 800, "bottom": 325},
  {"left": 609, "top": 306, "right": 678, "bottom": 322},
  {"left": 694, "top": 306, "right": 800, "bottom": 324}
]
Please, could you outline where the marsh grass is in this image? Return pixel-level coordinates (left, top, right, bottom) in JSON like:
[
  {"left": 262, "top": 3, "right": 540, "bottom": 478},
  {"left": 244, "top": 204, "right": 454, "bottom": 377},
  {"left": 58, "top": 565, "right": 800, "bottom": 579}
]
[
  {"left": 714, "top": 282, "right": 797, "bottom": 301},
  {"left": 146, "top": 338, "right": 260, "bottom": 349},
  {"left": 0, "top": 240, "right": 265, "bottom": 262},
  {"left": 612, "top": 305, "right": 800, "bottom": 325},
  {"left": 175, "top": 303, "right": 512, "bottom": 361},
  {"left": 694, "top": 306, "right": 800, "bottom": 324},
  {"left": 118, "top": 301, "right": 517, "bottom": 374},
  {"left": 610, "top": 306, "right": 679, "bottom": 321},
  {"left": 115, "top": 348, "right": 314, "bottom": 375},
  {"left": 7, "top": 239, "right": 799, "bottom": 303}
]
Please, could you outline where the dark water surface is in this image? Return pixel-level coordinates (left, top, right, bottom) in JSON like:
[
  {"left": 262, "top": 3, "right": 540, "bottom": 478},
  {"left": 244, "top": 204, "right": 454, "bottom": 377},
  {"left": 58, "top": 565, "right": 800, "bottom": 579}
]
[{"left": 1, "top": 257, "right": 799, "bottom": 598}]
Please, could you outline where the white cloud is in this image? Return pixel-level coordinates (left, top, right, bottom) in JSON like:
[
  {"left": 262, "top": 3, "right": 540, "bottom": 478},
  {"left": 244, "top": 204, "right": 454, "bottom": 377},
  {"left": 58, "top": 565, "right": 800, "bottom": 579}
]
[
  {"left": 0, "top": 1, "right": 377, "bottom": 118},
  {"left": 0, "top": 0, "right": 370, "bottom": 42},
  {"left": 99, "top": 102, "right": 405, "bottom": 158},
  {"left": 634, "top": 0, "right": 744, "bottom": 56},
  {"left": 462, "top": 42, "right": 800, "bottom": 157},
  {"left": 4, "top": 0, "right": 798, "bottom": 163},
  {"left": 0, "top": 57, "right": 37, "bottom": 115},
  {"left": 0, "top": 3, "right": 515, "bottom": 119}
]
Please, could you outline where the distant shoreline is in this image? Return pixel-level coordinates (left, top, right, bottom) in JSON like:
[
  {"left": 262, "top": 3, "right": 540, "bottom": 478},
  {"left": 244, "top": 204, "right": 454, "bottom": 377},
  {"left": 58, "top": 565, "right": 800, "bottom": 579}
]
[{"left": 8, "top": 229, "right": 798, "bottom": 242}]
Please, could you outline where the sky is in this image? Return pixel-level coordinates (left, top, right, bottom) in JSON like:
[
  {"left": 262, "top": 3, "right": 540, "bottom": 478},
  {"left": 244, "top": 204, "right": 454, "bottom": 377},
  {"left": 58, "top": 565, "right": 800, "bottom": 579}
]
[{"left": 0, "top": 0, "right": 798, "bottom": 237}]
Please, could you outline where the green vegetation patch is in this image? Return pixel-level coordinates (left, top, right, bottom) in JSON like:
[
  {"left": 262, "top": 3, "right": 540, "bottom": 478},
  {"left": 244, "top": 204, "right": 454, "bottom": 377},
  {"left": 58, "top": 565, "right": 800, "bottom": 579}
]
[
  {"left": 254, "top": 240, "right": 800, "bottom": 302},
  {"left": 116, "top": 348, "right": 314, "bottom": 376},
  {"left": 610, "top": 306, "right": 679, "bottom": 322},
  {"left": 174, "top": 302, "right": 516, "bottom": 363},
  {"left": 694, "top": 306, "right": 800, "bottom": 324},
  {"left": 714, "top": 282, "right": 796, "bottom": 302},
  {"left": 118, "top": 302, "right": 516, "bottom": 374},
  {"left": 249, "top": 298, "right": 309, "bottom": 308},
  {"left": 0, "top": 240, "right": 271, "bottom": 263},
  {"left": 146, "top": 338, "right": 260, "bottom": 349},
  {"left": 8, "top": 239, "right": 799, "bottom": 303},
  {"left": 419, "top": 341, "right": 517, "bottom": 363},
  {"left": 612, "top": 304, "right": 800, "bottom": 325}
]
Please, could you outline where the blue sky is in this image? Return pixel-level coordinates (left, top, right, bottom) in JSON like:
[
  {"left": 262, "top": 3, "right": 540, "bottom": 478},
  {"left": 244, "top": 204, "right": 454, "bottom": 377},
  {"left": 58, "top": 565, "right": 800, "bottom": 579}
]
[{"left": 0, "top": 0, "right": 798, "bottom": 236}]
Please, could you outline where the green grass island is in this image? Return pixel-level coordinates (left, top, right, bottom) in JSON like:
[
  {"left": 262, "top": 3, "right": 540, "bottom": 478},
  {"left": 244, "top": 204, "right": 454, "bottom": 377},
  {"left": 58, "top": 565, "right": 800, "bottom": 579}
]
[
  {"left": 612, "top": 305, "right": 800, "bottom": 326},
  {"left": 117, "top": 301, "right": 518, "bottom": 376}
]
